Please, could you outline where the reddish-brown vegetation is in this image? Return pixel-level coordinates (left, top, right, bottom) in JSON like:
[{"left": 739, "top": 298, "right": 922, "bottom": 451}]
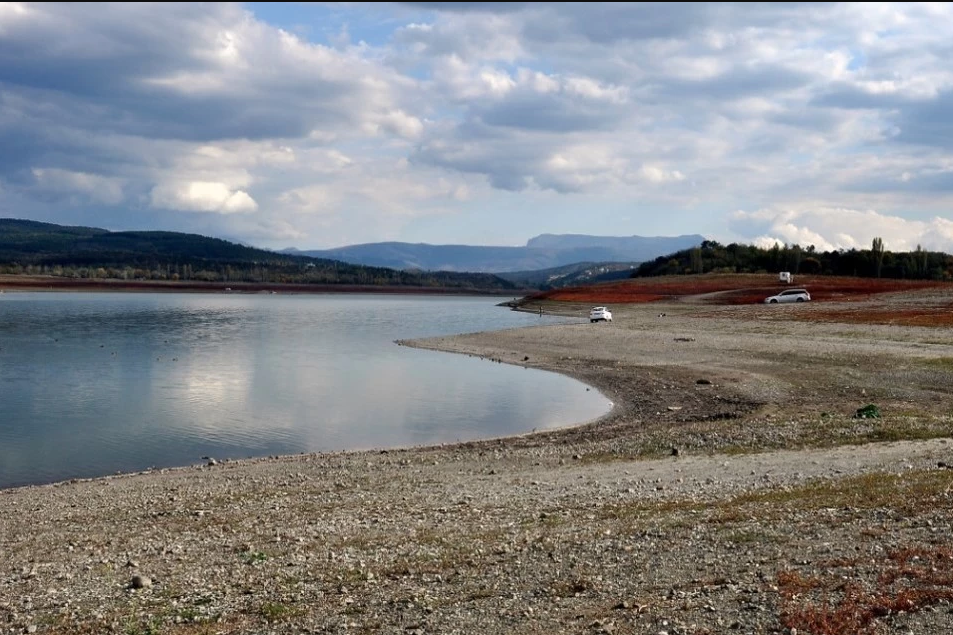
[
  {"left": 534, "top": 274, "right": 765, "bottom": 303},
  {"left": 795, "top": 307, "right": 953, "bottom": 328},
  {"left": 777, "top": 545, "right": 953, "bottom": 635},
  {"left": 532, "top": 274, "right": 951, "bottom": 305}
]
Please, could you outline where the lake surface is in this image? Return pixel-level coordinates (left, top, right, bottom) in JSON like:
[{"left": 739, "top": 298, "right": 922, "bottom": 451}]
[{"left": 0, "top": 292, "right": 610, "bottom": 489}]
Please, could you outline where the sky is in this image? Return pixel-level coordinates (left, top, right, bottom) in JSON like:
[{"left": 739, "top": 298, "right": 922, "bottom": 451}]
[{"left": 2, "top": 2, "right": 953, "bottom": 252}]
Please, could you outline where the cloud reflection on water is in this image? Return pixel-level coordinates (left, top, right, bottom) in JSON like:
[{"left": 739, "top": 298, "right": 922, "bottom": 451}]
[{"left": 0, "top": 293, "right": 609, "bottom": 487}]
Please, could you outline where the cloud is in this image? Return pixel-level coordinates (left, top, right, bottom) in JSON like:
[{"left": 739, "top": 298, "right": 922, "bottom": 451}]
[
  {"left": 0, "top": 3, "right": 423, "bottom": 143},
  {"left": 3, "top": 2, "right": 953, "bottom": 250},
  {"left": 372, "top": 109, "right": 424, "bottom": 139},
  {"left": 278, "top": 185, "right": 337, "bottom": 216},
  {"left": 215, "top": 216, "right": 308, "bottom": 245},
  {"left": 31, "top": 168, "right": 123, "bottom": 205},
  {"left": 730, "top": 208, "right": 953, "bottom": 253},
  {"left": 150, "top": 181, "right": 257, "bottom": 214},
  {"left": 393, "top": 12, "right": 523, "bottom": 63},
  {"left": 640, "top": 165, "right": 686, "bottom": 184}
]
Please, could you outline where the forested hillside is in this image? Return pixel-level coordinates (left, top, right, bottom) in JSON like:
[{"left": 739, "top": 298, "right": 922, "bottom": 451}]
[
  {"left": 634, "top": 239, "right": 953, "bottom": 281},
  {"left": 0, "top": 219, "right": 518, "bottom": 291}
]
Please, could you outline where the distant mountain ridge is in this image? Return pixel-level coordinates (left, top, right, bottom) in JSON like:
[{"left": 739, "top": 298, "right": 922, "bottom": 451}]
[{"left": 287, "top": 233, "right": 706, "bottom": 273}]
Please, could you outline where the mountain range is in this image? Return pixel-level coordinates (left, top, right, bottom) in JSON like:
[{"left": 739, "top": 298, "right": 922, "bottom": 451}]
[
  {"left": 0, "top": 219, "right": 708, "bottom": 291},
  {"left": 285, "top": 233, "right": 706, "bottom": 273}
]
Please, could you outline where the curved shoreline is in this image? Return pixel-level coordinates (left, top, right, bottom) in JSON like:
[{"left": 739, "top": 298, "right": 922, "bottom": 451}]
[
  {"left": 3, "top": 323, "right": 613, "bottom": 494},
  {"left": 1, "top": 336, "right": 616, "bottom": 495},
  {"left": 0, "top": 295, "right": 593, "bottom": 493},
  {"left": 396, "top": 334, "right": 619, "bottom": 440}
]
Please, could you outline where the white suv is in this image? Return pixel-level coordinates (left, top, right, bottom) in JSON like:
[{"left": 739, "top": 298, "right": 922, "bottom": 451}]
[
  {"left": 589, "top": 306, "right": 613, "bottom": 322},
  {"left": 764, "top": 288, "right": 811, "bottom": 304}
]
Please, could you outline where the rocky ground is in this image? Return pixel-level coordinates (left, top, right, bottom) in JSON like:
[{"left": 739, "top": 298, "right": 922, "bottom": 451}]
[{"left": 2, "top": 288, "right": 953, "bottom": 635}]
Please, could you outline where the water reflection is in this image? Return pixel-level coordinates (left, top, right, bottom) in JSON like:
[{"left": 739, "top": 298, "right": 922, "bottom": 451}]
[{"left": 0, "top": 293, "right": 610, "bottom": 488}]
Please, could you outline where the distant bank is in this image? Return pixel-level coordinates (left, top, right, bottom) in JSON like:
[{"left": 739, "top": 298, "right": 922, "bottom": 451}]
[{"left": 0, "top": 275, "right": 521, "bottom": 296}]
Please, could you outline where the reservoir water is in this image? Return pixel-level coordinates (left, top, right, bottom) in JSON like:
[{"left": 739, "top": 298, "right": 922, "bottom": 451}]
[{"left": 0, "top": 292, "right": 610, "bottom": 489}]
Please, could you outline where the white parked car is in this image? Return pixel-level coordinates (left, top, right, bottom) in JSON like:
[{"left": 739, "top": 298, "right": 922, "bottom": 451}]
[
  {"left": 764, "top": 288, "right": 811, "bottom": 304},
  {"left": 589, "top": 306, "right": 613, "bottom": 322}
]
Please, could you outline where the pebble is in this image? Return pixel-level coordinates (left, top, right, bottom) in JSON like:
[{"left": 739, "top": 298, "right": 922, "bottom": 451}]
[{"left": 130, "top": 575, "right": 152, "bottom": 589}]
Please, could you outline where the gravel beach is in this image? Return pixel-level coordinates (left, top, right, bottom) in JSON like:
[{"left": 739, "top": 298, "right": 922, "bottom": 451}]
[{"left": 2, "top": 288, "right": 952, "bottom": 634}]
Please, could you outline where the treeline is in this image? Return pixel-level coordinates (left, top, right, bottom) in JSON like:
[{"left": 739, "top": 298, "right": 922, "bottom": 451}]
[
  {"left": 0, "top": 219, "right": 518, "bottom": 291},
  {"left": 633, "top": 239, "right": 953, "bottom": 281}
]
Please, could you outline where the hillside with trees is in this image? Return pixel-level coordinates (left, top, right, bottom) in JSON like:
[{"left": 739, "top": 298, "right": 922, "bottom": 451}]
[
  {"left": 633, "top": 239, "right": 953, "bottom": 281},
  {"left": 497, "top": 261, "right": 640, "bottom": 290},
  {"left": 0, "top": 219, "right": 518, "bottom": 291}
]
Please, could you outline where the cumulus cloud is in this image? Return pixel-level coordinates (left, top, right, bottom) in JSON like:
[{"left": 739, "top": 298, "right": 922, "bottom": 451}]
[
  {"left": 150, "top": 181, "right": 257, "bottom": 214},
  {"left": 730, "top": 208, "right": 953, "bottom": 254}
]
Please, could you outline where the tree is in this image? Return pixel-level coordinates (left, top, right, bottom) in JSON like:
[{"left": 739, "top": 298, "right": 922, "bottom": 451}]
[
  {"left": 800, "top": 257, "right": 822, "bottom": 274},
  {"left": 690, "top": 247, "right": 703, "bottom": 274},
  {"left": 872, "top": 237, "right": 885, "bottom": 278}
]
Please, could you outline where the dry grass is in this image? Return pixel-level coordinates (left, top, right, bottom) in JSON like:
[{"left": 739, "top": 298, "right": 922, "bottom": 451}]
[{"left": 726, "top": 469, "right": 953, "bottom": 516}]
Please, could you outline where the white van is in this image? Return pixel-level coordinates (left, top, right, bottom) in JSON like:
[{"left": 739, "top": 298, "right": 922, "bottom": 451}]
[{"left": 779, "top": 272, "right": 792, "bottom": 284}]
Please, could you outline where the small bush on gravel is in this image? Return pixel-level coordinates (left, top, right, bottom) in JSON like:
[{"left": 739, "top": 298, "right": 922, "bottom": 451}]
[
  {"left": 242, "top": 550, "right": 268, "bottom": 564},
  {"left": 854, "top": 404, "right": 881, "bottom": 419},
  {"left": 260, "top": 602, "right": 295, "bottom": 623}
]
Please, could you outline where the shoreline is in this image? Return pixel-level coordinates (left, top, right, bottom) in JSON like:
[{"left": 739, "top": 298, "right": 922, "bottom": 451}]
[{"left": 1, "top": 295, "right": 952, "bottom": 634}]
